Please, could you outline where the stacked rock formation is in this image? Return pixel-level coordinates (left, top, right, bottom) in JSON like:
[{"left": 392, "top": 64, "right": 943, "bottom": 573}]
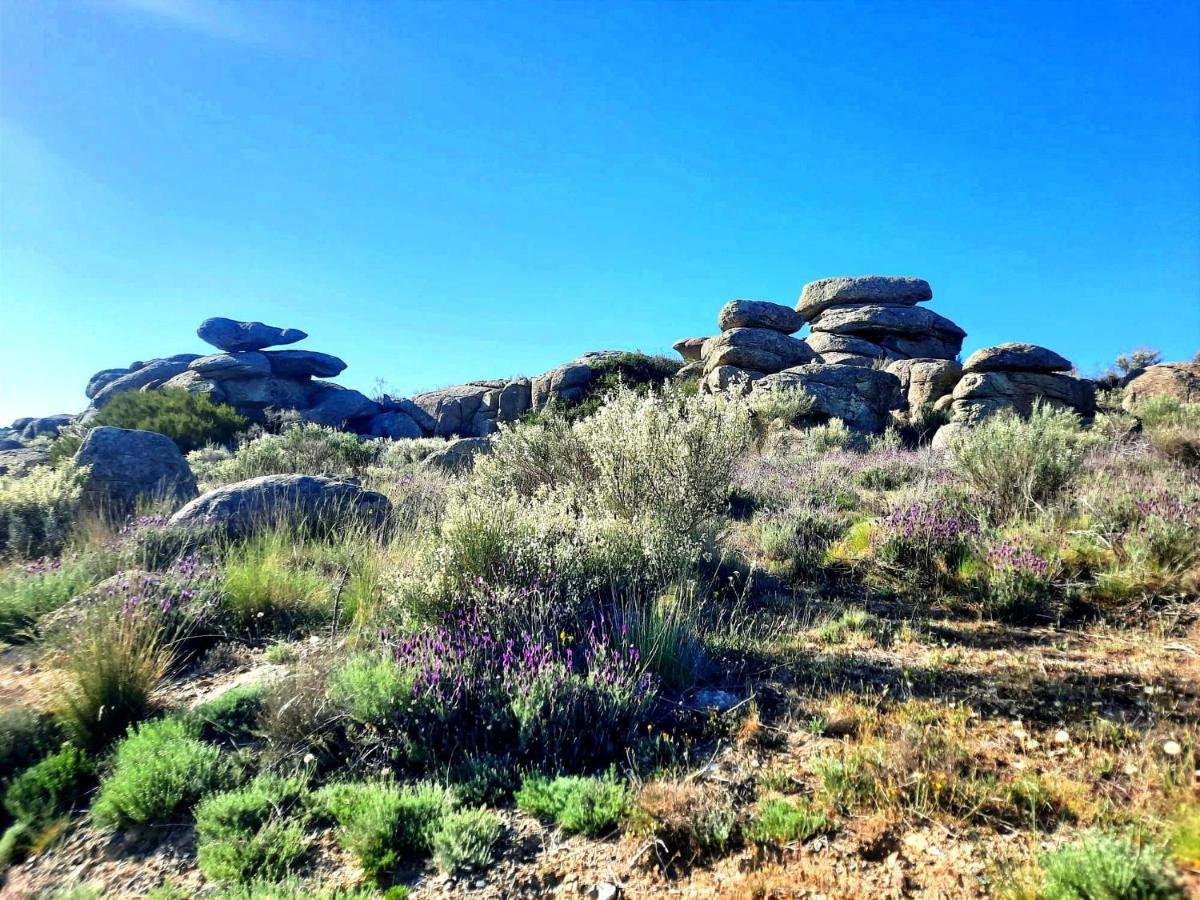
[{"left": 695, "top": 299, "right": 816, "bottom": 394}]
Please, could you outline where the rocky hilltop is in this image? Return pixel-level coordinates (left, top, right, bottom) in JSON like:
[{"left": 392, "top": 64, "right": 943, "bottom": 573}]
[{"left": 3, "top": 276, "right": 1194, "bottom": 455}]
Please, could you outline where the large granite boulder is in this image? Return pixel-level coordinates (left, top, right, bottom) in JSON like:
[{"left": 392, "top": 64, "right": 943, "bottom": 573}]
[
  {"left": 168, "top": 474, "right": 390, "bottom": 539},
  {"left": 90, "top": 357, "right": 200, "bottom": 408},
  {"left": 702, "top": 365, "right": 763, "bottom": 396},
  {"left": 422, "top": 437, "right": 494, "bottom": 474},
  {"left": 263, "top": 350, "right": 348, "bottom": 378},
  {"left": 963, "top": 343, "right": 1072, "bottom": 374},
  {"left": 810, "top": 303, "right": 966, "bottom": 340},
  {"left": 413, "top": 383, "right": 495, "bottom": 438},
  {"left": 717, "top": 300, "right": 804, "bottom": 334},
  {"left": 384, "top": 398, "right": 437, "bottom": 434},
  {"left": 300, "top": 385, "right": 380, "bottom": 428},
  {"left": 804, "top": 332, "right": 890, "bottom": 364},
  {"left": 702, "top": 328, "right": 816, "bottom": 374},
  {"left": 368, "top": 411, "right": 424, "bottom": 439},
  {"left": 0, "top": 448, "right": 50, "bottom": 477},
  {"left": 219, "top": 376, "right": 320, "bottom": 413},
  {"left": 75, "top": 427, "right": 198, "bottom": 516},
  {"left": 85, "top": 368, "right": 133, "bottom": 400},
  {"left": 20, "top": 415, "right": 74, "bottom": 441},
  {"left": 672, "top": 337, "right": 707, "bottom": 362},
  {"left": 886, "top": 358, "right": 963, "bottom": 410},
  {"left": 797, "top": 276, "right": 932, "bottom": 321},
  {"left": 1122, "top": 362, "right": 1200, "bottom": 410},
  {"left": 0, "top": 439, "right": 23, "bottom": 452},
  {"left": 190, "top": 352, "right": 272, "bottom": 379},
  {"left": 159, "top": 370, "right": 230, "bottom": 402},
  {"left": 754, "top": 363, "right": 906, "bottom": 433},
  {"left": 531, "top": 363, "right": 594, "bottom": 410},
  {"left": 197, "top": 318, "right": 307, "bottom": 353},
  {"left": 950, "top": 371, "right": 1096, "bottom": 424}
]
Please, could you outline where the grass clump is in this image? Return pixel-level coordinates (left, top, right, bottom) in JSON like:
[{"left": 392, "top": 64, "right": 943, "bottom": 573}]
[
  {"left": 194, "top": 774, "right": 312, "bottom": 884},
  {"left": 431, "top": 807, "right": 504, "bottom": 874},
  {"left": 744, "top": 798, "right": 830, "bottom": 846},
  {"left": 220, "top": 531, "right": 331, "bottom": 635},
  {"left": 1010, "top": 830, "right": 1184, "bottom": 899},
  {"left": 949, "top": 403, "right": 1094, "bottom": 521},
  {"left": 60, "top": 388, "right": 246, "bottom": 455},
  {"left": 0, "top": 552, "right": 119, "bottom": 642},
  {"left": 316, "top": 781, "right": 451, "bottom": 879},
  {"left": 91, "top": 717, "right": 230, "bottom": 827},
  {"left": 5, "top": 745, "right": 95, "bottom": 826},
  {"left": 0, "top": 464, "right": 89, "bottom": 559},
  {"left": 515, "top": 773, "right": 629, "bottom": 837}
]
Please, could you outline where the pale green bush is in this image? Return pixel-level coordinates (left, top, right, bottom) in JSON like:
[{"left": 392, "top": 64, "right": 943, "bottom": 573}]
[
  {"left": 949, "top": 403, "right": 1097, "bottom": 521},
  {"left": 0, "top": 465, "right": 89, "bottom": 559},
  {"left": 195, "top": 424, "right": 379, "bottom": 486}
]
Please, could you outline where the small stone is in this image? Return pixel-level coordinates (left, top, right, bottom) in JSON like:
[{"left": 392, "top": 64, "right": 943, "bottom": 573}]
[
  {"left": 1054, "top": 729, "right": 1070, "bottom": 744},
  {"left": 1163, "top": 740, "right": 1182, "bottom": 757},
  {"left": 595, "top": 882, "right": 620, "bottom": 900}
]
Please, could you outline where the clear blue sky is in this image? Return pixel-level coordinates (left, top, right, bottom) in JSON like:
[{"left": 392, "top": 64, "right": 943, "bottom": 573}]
[{"left": 2, "top": 0, "right": 1199, "bottom": 422}]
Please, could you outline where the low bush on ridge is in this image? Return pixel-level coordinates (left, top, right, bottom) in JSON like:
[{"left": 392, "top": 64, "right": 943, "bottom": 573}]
[{"left": 0, "top": 465, "right": 89, "bottom": 560}]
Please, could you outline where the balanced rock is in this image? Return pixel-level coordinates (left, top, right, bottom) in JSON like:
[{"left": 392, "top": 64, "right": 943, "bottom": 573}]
[
  {"left": 197, "top": 317, "right": 307, "bottom": 353},
  {"left": 1122, "top": 362, "right": 1200, "bottom": 409},
  {"left": 754, "top": 363, "right": 906, "bottom": 433},
  {"left": 886, "top": 358, "right": 963, "bottom": 410},
  {"left": 702, "top": 328, "right": 816, "bottom": 374},
  {"left": 190, "top": 352, "right": 272, "bottom": 379},
  {"left": 717, "top": 299, "right": 804, "bottom": 334},
  {"left": 805, "top": 332, "right": 889, "bottom": 365},
  {"left": 75, "top": 427, "right": 198, "bottom": 516},
  {"left": 263, "top": 350, "right": 347, "bottom": 379},
  {"left": 168, "top": 474, "right": 390, "bottom": 540},
  {"left": 809, "top": 305, "right": 965, "bottom": 360},
  {"left": 672, "top": 337, "right": 707, "bottom": 362},
  {"left": 951, "top": 371, "right": 1096, "bottom": 425},
  {"left": 797, "top": 276, "right": 932, "bottom": 321},
  {"left": 963, "top": 343, "right": 1072, "bottom": 374}
]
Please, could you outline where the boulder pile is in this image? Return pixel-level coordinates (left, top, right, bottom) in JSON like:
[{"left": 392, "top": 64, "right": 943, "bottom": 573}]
[{"left": 692, "top": 299, "right": 816, "bottom": 395}]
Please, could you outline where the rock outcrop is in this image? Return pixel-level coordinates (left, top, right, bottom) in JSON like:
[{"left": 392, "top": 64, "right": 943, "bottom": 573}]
[
  {"left": 946, "top": 343, "right": 1095, "bottom": 427},
  {"left": 754, "top": 364, "right": 906, "bottom": 433},
  {"left": 886, "top": 359, "right": 963, "bottom": 411},
  {"left": 1122, "top": 362, "right": 1200, "bottom": 409},
  {"left": 75, "top": 426, "right": 198, "bottom": 515},
  {"left": 168, "top": 474, "right": 390, "bottom": 539}
]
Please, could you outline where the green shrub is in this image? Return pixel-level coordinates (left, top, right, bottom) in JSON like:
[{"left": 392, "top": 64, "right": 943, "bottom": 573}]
[
  {"left": 1033, "top": 830, "right": 1182, "bottom": 899},
  {"left": 5, "top": 746, "right": 95, "bottom": 826},
  {"left": 431, "top": 807, "right": 503, "bottom": 874},
  {"left": 0, "top": 464, "right": 89, "bottom": 559},
  {"left": 195, "top": 774, "right": 311, "bottom": 884},
  {"left": 316, "top": 781, "right": 451, "bottom": 879},
  {"left": 192, "top": 684, "right": 266, "bottom": 745},
  {"left": 1132, "top": 396, "right": 1200, "bottom": 431},
  {"left": 749, "top": 386, "right": 816, "bottom": 443},
  {"left": 525, "top": 352, "right": 681, "bottom": 424},
  {"left": 91, "top": 717, "right": 230, "bottom": 827},
  {"left": 515, "top": 774, "right": 628, "bottom": 837},
  {"left": 209, "top": 879, "right": 381, "bottom": 900},
  {"left": 758, "top": 507, "right": 848, "bottom": 582},
  {"left": 69, "top": 388, "right": 246, "bottom": 454},
  {"left": 327, "top": 654, "right": 410, "bottom": 727},
  {"left": 449, "top": 753, "right": 519, "bottom": 807},
  {"left": 0, "top": 708, "right": 62, "bottom": 792},
  {"left": 0, "top": 552, "right": 119, "bottom": 641},
  {"left": 949, "top": 403, "right": 1095, "bottom": 521},
  {"left": 803, "top": 418, "right": 856, "bottom": 453},
  {"left": 1170, "top": 805, "right": 1200, "bottom": 871},
  {"left": 744, "top": 798, "right": 830, "bottom": 846},
  {"left": 197, "top": 423, "right": 378, "bottom": 485}
]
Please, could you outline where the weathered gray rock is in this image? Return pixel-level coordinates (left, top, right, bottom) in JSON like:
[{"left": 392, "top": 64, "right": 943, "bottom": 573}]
[
  {"left": 300, "top": 385, "right": 380, "bottom": 428},
  {"left": 804, "top": 332, "right": 890, "bottom": 361},
  {"left": 368, "top": 411, "right": 424, "bottom": 439},
  {"left": 930, "top": 421, "right": 968, "bottom": 450},
  {"left": 963, "top": 343, "right": 1072, "bottom": 374},
  {"left": 886, "top": 358, "right": 963, "bottom": 410},
  {"left": 75, "top": 427, "right": 198, "bottom": 516},
  {"left": 168, "top": 474, "right": 390, "bottom": 540},
  {"left": 1122, "top": 362, "right": 1200, "bottom": 409},
  {"left": 197, "top": 317, "right": 308, "bottom": 353},
  {"left": 263, "top": 350, "right": 348, "bottom": 379},
  {"left": 873, "top": 333, "right": 963, "bottom": 361},
  {"left": 702, "top": 365, "right": 763, "bottom": 396},
  {"left": 10, "top": 418, "right": 33, "bottom": 430},
  {"left": 797, "top": 276, "right": 932, "bottom": 321},
  {"left": 951, "top": 371, "right": 1096, "bottom": 424},
  {"left": 422, "top": 437, "right": 493, "bottom": 474},
  {"left": 220, "top": 376, "right": 318, "bottom": 411},
  {"left": 20, "top": 415, "right": 74, "bottom": 441},
  {"left": 755, "top": 363, "right": 906, "bottom": 432},
  {"left": 159, "top": 370, "right": 229, "bottom": 403},
  {"left": 672, "top": 337, "right": 707, "bottom": 362},
  {"left": 531, "top": 363, "right": 595, "bottom": 410},
  {"left": 717, "top": 299, "right": 804, "bottom": 334},
  {"left": 86, "top": 368, "right": 133, "bottom": 400},
  {"left": 0, "top": 439, "right": 22, "bottom": 452},
  {"left": 675, "top": 361, "right": 705, "bottom": 380},
  {"left": 91, "top": 357, "right": 200, "bottom": 408},
  {"left": 189, "top": 352, "right": 272, "bottom": 380},
  {"left": 702, "top": 328, "right": 816, "bottom": 374},
  {"left": 392, "top": 398, "right": 437, "bottom": 433},
  {"left": 413, "top": 383, "right": 491, "bottom": 437},
  {"left": 0, "top": 448, "right": 49, "bottom": 476},
  {"left": 809, "top": 304, "right": 966, "bottom": 340}
]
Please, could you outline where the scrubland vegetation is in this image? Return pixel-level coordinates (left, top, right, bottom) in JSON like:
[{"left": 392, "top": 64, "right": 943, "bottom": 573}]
[{"left": 0, "top": 376, "right": 1197, "bottom": 898}]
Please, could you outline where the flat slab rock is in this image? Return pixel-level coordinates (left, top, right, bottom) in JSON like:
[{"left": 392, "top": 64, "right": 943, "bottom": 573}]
[
  {"left": 962, "top": 343, "right": 1072, "bottom": 373},
  {"left": 797, "top": 275, "right": 932, "bottom": 321},
  {"left": 197, "top": 317, "right": 308, "bottom": 353},
  {"left": 809, "top": 303, "right": 966, "bottom": 340},
  {"left": 717, "top": 299, "right": 804, "bottom": 334}
]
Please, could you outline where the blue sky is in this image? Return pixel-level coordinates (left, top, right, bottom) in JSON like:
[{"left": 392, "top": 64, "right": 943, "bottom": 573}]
[{"left": 1, "top": 0, "right": 1198, "bottom": 422}]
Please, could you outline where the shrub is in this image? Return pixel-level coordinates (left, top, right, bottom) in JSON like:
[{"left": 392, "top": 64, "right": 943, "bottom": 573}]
[
  {"left": 748, "top": 386, "right": 816, "bottom": 443},
  {"left": 327, "top": 654, "right": 411, "bottom": 727},
  {"left": 5, "top": 746, "right": 95, "bottom": 826},
  {"left": 1148, "top": 426, "right": 1200, "bottom": 469},
  {"left": 980, "top": 537, "right": 1060, "bottom": 619},
  {"left": 626, "top": 779, "right": 739, "bottom": 871},
  {"left": 208, "top": 879, "right": 384, "bottom": 900},
  {"left": 515, "top": 773, "right": 629, "bottom": 836},
  {"left": 1131, "top": 396, "right": 1200, "bottom": 431},
  {"left": 0, "top": 464, "right": 89, "bottom": 559},
  {"left": 0, "top": 821, "right": 32, "bottom": 870},
  {"left": 1033, "top": 830, "right": 1182, "bottom": 899},
  {"left": 67, "top": 388, "right": 246, "bottom": 454},
  {"left": 744, "top": 798, "right": 829, "bottom": 846},
  {"left": 758, "top": 507, "right": 848, "bottom": 582},
  {"left": 802, "top": 418, "right": 856, "bottom": 454},
  {"left": 870, "top": 499, "right": 980, "bottom": 593},
  {"left": 195, "top": 774, "right": 312, "bottom": 884},
  {"left": 198, "top": 424, "right": 379, "bottom": 485},
  {"left": 0, "top": 708, "right": 62, "bottom": 794},
  {"left": 0, "top": 552, "right": 119, "bottom": 642},
  {"left": 527, "top": 352, "right": 681, "bottom": 423},
  {"left": 949, "top": 403, "right": 1094, "bottom": 521},
  {"left": 431, "top": 807, "right": 503, "bottom": 874},
  {"left": 1170, "top": 805, "right": 1200, "bottom": 870},
  {"left": 448, "top": 753, "right": 519, "bottom": 807},
  {"left": 91, "top": 717, "right": 230, "bottom": 827},
  {"left": 316, "top": 781, "right": 451, "bottom": 879},
  {"left": 192, "top": 684, "right": 266, "bottom": 745}
]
